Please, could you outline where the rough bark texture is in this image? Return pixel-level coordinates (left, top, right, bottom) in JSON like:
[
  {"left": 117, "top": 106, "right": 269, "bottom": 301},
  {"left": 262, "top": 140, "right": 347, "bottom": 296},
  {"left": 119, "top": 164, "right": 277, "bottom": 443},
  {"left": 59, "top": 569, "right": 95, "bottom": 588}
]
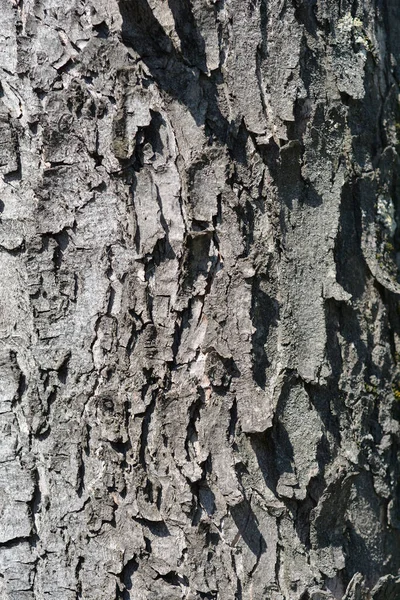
[{"left": 1, "top": 0, "right": 400, "bottom": 598}]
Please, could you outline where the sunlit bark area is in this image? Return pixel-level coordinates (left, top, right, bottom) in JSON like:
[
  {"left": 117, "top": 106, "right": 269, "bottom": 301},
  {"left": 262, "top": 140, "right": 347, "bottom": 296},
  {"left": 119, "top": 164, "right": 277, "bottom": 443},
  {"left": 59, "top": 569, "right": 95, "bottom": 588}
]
[{"left": 0, "top": 0, "right": 400, "bottom": 598}]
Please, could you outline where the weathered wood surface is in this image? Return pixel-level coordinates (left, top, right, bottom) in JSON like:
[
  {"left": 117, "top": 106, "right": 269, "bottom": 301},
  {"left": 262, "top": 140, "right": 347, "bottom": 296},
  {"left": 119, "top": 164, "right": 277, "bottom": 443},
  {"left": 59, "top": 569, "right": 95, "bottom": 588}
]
[{"left": 0, "top": 0, "right": 399, "bottom": 598}]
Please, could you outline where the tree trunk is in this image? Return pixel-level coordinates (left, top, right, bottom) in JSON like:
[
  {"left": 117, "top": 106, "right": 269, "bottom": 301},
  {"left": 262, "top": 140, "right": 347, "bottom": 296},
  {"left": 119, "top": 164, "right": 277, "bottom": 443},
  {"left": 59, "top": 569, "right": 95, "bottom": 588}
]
[{"left": 1, "top": 0, "right": 399, "bottom": 598}]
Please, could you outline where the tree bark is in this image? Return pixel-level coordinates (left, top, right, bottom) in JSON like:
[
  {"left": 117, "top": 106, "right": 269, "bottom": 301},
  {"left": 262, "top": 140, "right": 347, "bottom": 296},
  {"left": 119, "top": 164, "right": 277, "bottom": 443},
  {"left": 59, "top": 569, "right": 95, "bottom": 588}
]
[{"left": 0, "top": 0, "right": 399, "bottom": 598}]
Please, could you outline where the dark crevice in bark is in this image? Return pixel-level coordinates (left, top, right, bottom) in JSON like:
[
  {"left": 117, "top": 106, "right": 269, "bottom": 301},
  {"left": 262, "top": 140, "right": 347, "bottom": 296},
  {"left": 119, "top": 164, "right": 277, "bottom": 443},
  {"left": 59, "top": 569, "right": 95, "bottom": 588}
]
[{"left": 118, "top": 0, "right": 231, "bottom": 144}]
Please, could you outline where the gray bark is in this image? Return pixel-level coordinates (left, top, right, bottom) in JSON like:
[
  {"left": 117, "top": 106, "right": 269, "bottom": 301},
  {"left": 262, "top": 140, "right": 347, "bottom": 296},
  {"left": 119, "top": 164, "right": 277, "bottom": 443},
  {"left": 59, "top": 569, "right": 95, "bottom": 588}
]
[{"left": 0, "top": 0, "right": 399, "bottom": 598}]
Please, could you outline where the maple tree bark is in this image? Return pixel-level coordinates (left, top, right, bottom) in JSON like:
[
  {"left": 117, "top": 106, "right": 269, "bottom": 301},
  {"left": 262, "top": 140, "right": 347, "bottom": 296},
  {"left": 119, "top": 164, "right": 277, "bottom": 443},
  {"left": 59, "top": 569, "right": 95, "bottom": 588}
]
[{"left": 0, "top": 0, "right": 400, "bottom": 598}]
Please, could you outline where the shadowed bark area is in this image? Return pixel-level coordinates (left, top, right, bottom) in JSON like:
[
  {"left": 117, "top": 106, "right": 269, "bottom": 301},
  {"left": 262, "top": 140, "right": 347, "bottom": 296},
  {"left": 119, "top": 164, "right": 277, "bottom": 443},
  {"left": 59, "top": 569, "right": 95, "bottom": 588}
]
[{"left": 0, "top": 0, "right": 399, "bottom": 598}]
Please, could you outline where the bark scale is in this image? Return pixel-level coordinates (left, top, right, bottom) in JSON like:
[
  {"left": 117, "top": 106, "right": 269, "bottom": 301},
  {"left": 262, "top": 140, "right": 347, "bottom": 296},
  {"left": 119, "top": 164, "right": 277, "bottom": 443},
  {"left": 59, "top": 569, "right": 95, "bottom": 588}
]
[{"left": 0, "top": 0, "right": 399, "bottom": 598}]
